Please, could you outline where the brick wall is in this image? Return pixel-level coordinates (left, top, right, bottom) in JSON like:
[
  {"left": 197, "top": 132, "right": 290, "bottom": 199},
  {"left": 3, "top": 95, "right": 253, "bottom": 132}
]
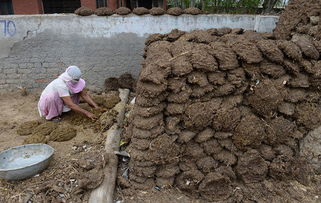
[
  {"left": 12, "top": 0, "right": 43, "bottom": 14},
  {"left": 80, "top": 0, "right": 96, "bottom": 9},
  {"left": 108, "top": 0, "right": 117, "bottom": 10}
]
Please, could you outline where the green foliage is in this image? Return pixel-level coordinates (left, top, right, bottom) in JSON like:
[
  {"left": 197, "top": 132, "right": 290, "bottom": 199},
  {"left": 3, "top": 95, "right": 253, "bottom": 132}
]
[{"left": 167, "top": 0, "right": 278, "bottom": 14}]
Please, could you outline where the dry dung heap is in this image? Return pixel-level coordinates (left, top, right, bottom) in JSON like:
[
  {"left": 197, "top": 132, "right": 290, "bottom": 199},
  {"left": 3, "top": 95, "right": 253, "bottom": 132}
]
[
  {"left": 123, "top": 26, "right": 321, "bottom": 201},
  {"left": 105, "top": 73, "right": 136, "bottom": 91},
  {"left": 62, "top": 103, "right": 118, "bottom": 132},
  {"left": 94, "top": 7, "right": 114, "bottom": 16},
  {"left": 115, "top": 7, "right": 131, "bottom": 15},
  {"left": 49, "top": 124, "right": 77, "bottom": 142},
  {"left": 274, "top": 0, "right": 321, "bottom": 40},
  {"left": 17, "top": 120, "right": 41, "bottom": 136},
  {"left": 133, "top": 7, "right": 149, "bottom": 15},
  {"left": 74, "top": 7, "right": 94, "bottom": 16},
  {"left": 23, "top": 133, "right": 48, "bottom": 144},
  {"left": 21, "top": 121, "right": 78, "bottom": 144},
  {"left": 23, "top": 122, "right": 58, "bottom": 144},
  {"left": 184, "top": 7, "right": 202, "bottom": 15},
  {"left": 149, "top": 7, "right": 166, "bottom": 16},
  {"left": 33, "top": 122, "right": 57, "bottom": 136},
  {"left": 93, "top": 91, "right": 120, "bottom": 109},
  {"left": 167, "top": 7, "right": 184, "bottom": 16}
]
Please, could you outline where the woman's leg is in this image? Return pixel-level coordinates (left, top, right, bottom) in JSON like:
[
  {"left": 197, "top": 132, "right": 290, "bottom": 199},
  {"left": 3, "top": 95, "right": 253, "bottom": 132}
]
[{"left": 39, "top": 93, "right": 64, "bottom": 120}]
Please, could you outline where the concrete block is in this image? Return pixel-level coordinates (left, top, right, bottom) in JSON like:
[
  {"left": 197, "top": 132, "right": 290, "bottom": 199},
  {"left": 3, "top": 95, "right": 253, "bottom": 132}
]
[
  {"left": 19, "top": 63, "right": 34, "bottom": 69},
  {"left": 4, "top": 68, "right": 16, "bottom": 74},
  {"left": 18, "top": 68, "right": 33, "bottom": 74},
  {"left": 5, "top": 74, "right": 20, "bottom": 79},
  {"left": 6, "top": 79, "right": 19, "bottom": 84}
]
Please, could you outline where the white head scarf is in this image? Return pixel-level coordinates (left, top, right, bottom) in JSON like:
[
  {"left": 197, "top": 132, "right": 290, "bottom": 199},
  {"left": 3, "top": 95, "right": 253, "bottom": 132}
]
[
  {"left": 59, "top": 66, "right": 82, "bottom": 83},
  {"left": 58, "top": 66, "right": 86, "bottom": 94}
]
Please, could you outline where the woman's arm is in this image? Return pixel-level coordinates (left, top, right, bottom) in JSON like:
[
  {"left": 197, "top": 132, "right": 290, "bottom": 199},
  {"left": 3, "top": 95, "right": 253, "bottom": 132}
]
[
  {"left": 79, "top": 90, "right": 100, "bottom": 109},
  {"left": 61, "top": 96, "right": 97, "bottom": 119}
]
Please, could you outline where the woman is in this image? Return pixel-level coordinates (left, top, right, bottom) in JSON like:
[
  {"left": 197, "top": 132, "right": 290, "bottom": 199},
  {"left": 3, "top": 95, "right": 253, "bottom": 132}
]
[{"left": 38, "top": 66, "right": 99, "bottom": 121}]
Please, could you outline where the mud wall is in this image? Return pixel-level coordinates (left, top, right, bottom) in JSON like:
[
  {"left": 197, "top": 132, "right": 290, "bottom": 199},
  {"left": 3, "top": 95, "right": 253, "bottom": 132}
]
[
  {"left": 124, "top": 28, "right": 320, "bottom": 201},
  {"left": 0, "top": 14, "right": 278, "bottom": 90}
]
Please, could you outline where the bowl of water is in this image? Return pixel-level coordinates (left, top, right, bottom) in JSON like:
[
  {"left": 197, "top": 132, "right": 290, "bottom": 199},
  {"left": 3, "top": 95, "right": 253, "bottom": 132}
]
[{"left": 0, "top": 144, "right": 54, "bottom": 180}]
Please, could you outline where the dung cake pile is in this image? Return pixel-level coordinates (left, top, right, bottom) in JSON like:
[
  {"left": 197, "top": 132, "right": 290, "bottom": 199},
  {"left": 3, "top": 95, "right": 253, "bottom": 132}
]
[
  {"left": 123, "top": 27, "right": 321, "bottom": 201},
  {"left": 274, "top": 0, "right": 321, "bottom": 40}
]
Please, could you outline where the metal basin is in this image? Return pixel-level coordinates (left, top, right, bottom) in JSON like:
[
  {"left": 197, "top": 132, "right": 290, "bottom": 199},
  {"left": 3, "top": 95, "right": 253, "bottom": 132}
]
[{"left": 0, "top": 144, "right": 54, "bottom": 181}]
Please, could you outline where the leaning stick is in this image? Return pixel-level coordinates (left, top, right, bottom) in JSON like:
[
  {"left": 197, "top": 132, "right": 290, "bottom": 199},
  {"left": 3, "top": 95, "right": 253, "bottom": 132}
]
[{"left": 89, "top": 88, "right": 130, "bottom": 203}]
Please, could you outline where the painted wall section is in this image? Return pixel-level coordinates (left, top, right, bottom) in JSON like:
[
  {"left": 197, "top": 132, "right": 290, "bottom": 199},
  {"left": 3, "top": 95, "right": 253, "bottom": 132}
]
[
  {"left": 12, "top": 0, "right": 43, "bottom": 14},
  {"left": 0, "top": 14, "right": 279, "bottom": 90}
]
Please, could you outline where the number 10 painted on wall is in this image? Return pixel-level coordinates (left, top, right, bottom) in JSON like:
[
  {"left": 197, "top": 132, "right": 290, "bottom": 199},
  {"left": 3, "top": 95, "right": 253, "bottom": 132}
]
[{"left": 0, "top": 20, "right": 16, "bottom": 37}]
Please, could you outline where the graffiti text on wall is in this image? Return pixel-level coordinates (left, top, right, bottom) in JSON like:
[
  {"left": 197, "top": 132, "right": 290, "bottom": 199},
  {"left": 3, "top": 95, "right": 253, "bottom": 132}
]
[{"left": 0, "top": 20, "right": 16, "bottom": 37}]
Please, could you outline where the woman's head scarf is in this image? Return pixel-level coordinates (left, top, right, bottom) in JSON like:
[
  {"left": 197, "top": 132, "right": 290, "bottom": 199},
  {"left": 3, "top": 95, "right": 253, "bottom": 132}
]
[{"left": 59, "top": 66, "right": 86, "bottom": 94}]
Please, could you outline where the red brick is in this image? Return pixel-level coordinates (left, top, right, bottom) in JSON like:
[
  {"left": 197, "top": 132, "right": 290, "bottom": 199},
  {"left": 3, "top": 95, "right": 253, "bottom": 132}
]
[
  {"left": 12, "top": 0, "right": 43, "bottom": 14},
  {"left": 81, "top": 0, "right": 96, "bottom": 10},
  {"left": 35, "top": 78, "right": 49, "bottom": 83},
  {"left": 108, "top": 0, "right": 117, "bottom": 10}
]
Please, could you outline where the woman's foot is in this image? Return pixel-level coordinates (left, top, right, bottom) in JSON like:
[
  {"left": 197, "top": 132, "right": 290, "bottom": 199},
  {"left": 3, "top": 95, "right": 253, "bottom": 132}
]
[{"left": 50, "top": 117, "right": 61, "bottom": 122}]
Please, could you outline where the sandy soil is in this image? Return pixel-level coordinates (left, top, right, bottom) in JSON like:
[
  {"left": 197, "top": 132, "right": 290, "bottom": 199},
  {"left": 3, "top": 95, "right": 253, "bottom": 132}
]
[{"left": 0, "top": 92, "right": 40, "bottom": 151}]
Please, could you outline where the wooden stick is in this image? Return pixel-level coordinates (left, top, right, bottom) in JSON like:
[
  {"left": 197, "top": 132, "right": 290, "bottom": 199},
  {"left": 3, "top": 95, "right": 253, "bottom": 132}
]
[{"left": 88, "top": 89, "right": 130, "bottom": 203}]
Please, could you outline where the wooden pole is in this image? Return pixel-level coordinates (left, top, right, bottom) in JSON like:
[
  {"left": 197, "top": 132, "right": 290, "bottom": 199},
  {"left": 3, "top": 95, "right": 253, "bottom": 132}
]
[
  {"left": 163, "top": 0, "right": 167, "bottom": 9},
  {"left": 88, "top": 89, "right": 130, "bottom": 203}
]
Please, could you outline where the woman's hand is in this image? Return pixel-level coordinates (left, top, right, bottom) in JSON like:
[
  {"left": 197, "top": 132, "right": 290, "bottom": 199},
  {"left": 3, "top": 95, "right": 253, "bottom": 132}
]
[
  {"left": 61, "top": 96, "right": 97, "bottom": 120},
  {"left": 80, "top": 90, "right": 100, "bottom": 109},
  {"left": 86, "top": 112, "right": 97, "bottom": 120},
  {"left": 94, "top": 106, "right": 104, "bottom": 112}
]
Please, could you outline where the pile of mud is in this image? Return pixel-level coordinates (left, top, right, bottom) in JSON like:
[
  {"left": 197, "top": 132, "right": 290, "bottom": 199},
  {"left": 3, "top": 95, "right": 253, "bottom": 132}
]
[
  {"left": 122, "top": 27, "right": 321, "bottom": 201},
  {"left": 274, "top": 0, "right": 321, "bottom": 40}
]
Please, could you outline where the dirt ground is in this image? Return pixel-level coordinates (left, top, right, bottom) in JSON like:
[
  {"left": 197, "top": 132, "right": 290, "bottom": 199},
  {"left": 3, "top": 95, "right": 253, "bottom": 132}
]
[
  {"left": 0, "top": 91, "right": 103, "bottom": 157},
  {"left": 0, "top": 91, "right": 204, "bottom": 203}
]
